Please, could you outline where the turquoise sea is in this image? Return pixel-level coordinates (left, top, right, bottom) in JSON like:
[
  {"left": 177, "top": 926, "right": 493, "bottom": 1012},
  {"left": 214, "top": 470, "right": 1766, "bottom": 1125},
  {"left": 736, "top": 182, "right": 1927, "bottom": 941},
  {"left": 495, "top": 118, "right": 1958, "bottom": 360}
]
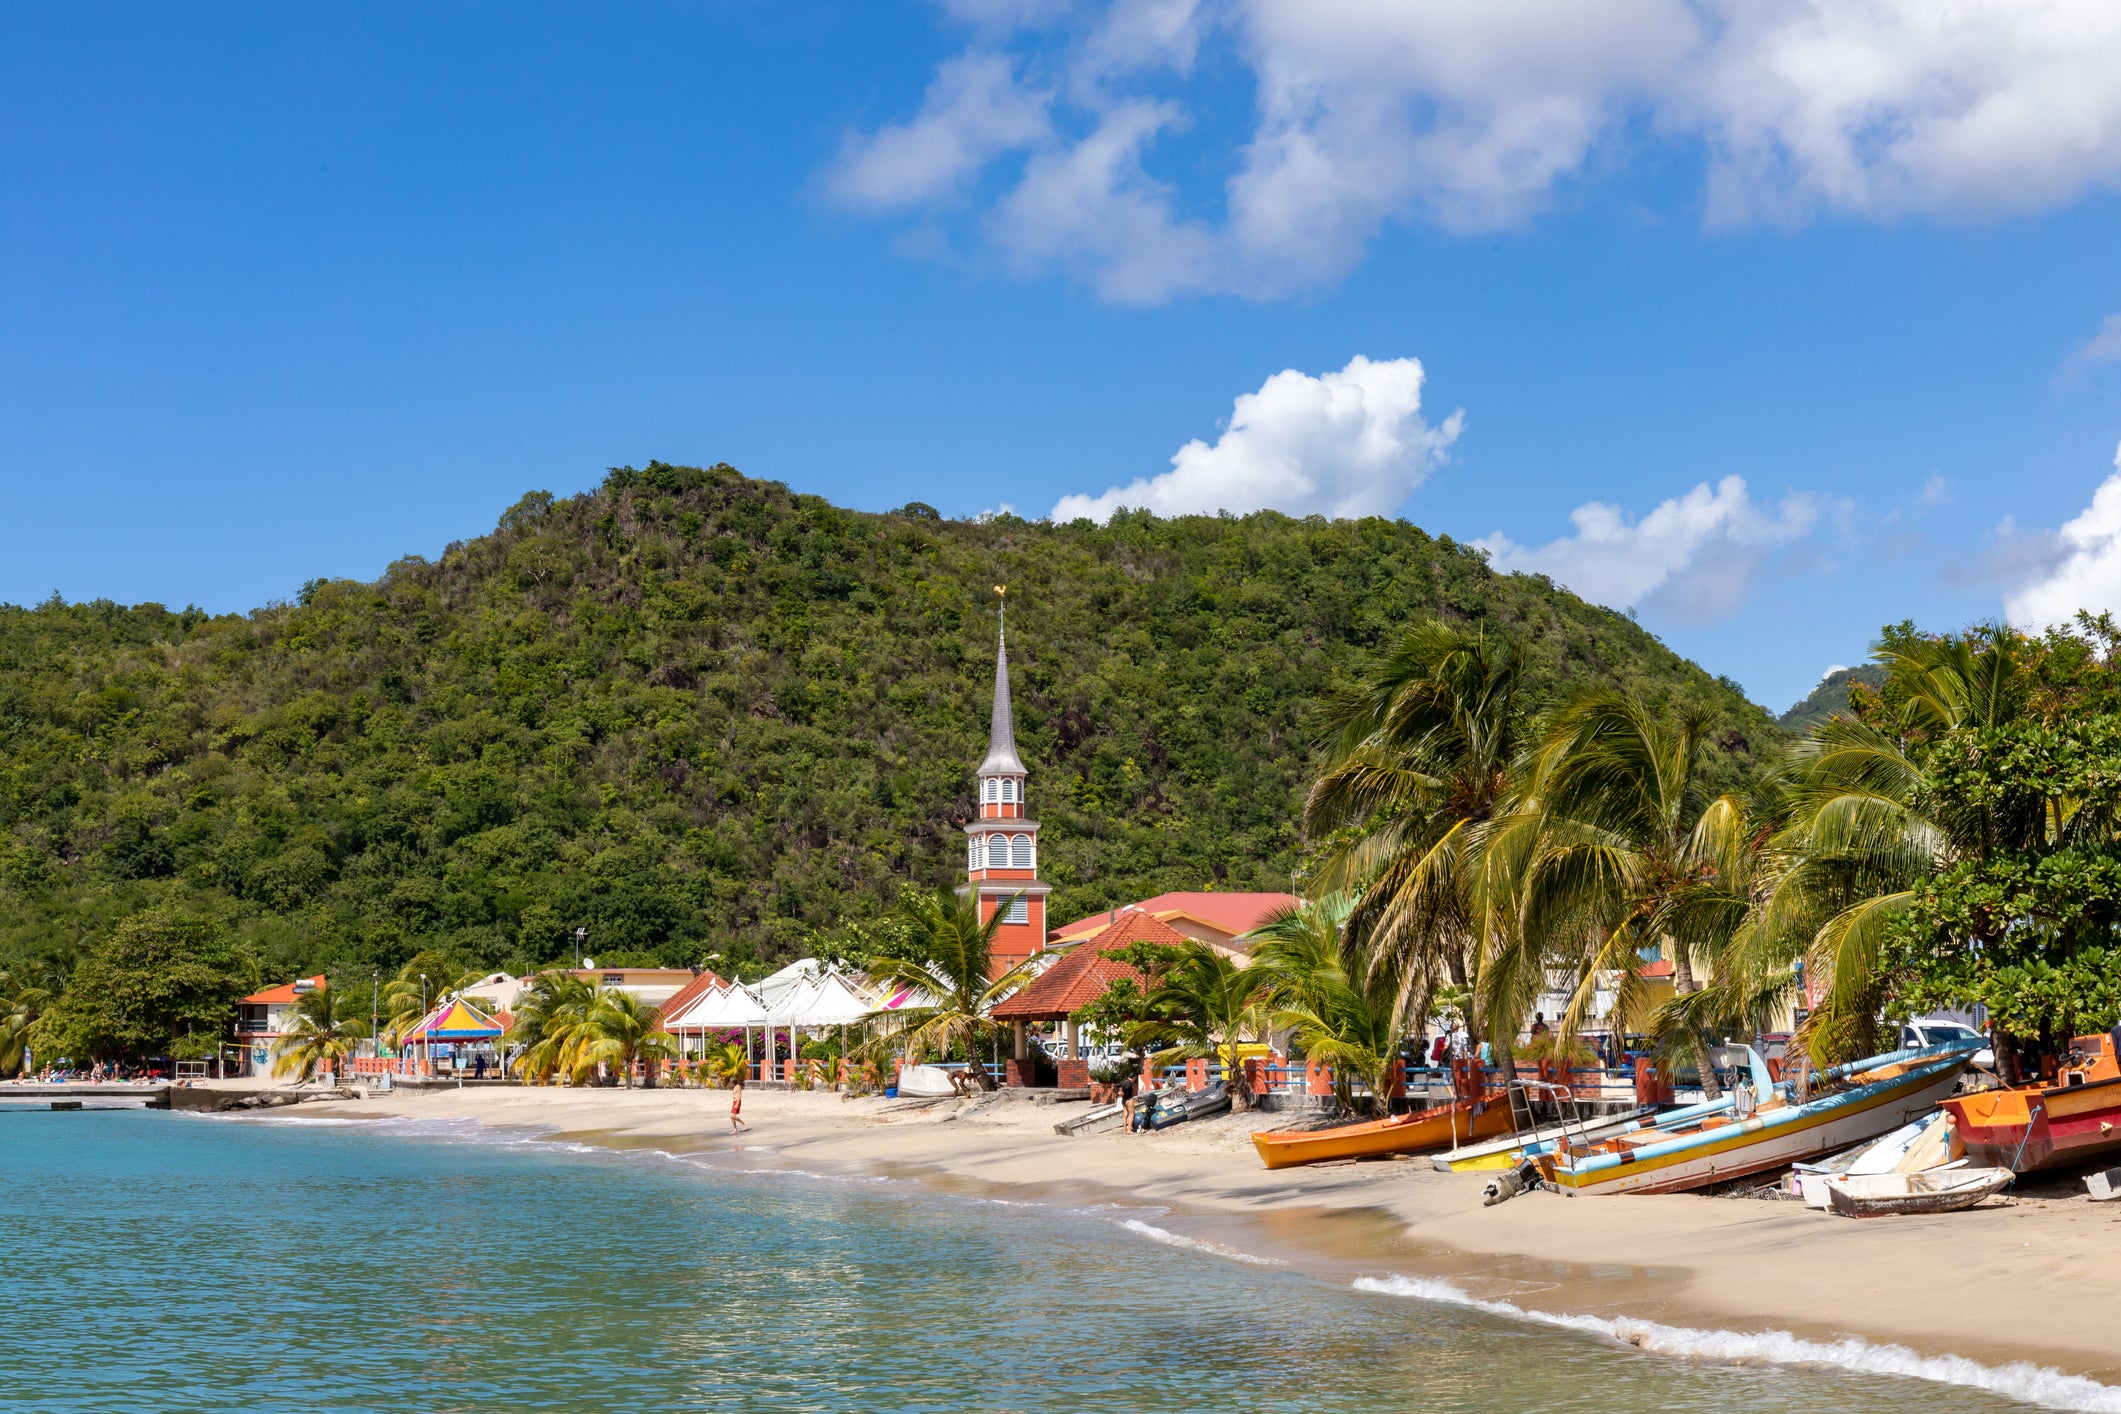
[{"left": 2, "top": 1110, "right": 2114, "bottom": 1413}]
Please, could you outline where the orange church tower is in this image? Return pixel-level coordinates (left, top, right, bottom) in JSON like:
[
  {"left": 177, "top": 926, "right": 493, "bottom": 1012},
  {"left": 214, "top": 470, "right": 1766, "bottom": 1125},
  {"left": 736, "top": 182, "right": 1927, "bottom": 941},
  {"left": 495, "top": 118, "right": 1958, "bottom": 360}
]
[{"left": 961, "top": 596, "right": 1049, "bottom": 972}]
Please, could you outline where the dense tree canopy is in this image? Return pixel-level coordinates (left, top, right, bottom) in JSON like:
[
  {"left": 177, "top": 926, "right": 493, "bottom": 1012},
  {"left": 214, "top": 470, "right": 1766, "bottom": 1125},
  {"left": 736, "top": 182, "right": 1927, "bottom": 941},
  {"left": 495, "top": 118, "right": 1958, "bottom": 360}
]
[
  {"left": 30, "top": 908, "right": 254, "bottom": 1063},
  {"left": 0, "top": 462, "right": 1771, "bottom": 1027}
]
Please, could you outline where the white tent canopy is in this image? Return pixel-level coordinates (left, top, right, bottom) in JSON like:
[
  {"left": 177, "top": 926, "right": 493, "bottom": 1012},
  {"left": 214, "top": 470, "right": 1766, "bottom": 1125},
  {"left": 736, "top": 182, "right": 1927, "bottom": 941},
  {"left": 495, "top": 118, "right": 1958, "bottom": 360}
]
[
  {"left": 767, "top": 972, "right": 876, "bottom": 1027},
  {"left": 669, "top": 982, "right": 771, "bottom": 1030}
]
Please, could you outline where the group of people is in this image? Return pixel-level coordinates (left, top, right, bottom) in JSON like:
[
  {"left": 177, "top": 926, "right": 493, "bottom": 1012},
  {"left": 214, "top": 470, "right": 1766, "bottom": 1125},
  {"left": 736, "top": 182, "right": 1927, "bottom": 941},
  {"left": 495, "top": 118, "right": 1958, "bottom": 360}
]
[{"left": 17, "top": 1060, "right": 161, "bottom": 1084}]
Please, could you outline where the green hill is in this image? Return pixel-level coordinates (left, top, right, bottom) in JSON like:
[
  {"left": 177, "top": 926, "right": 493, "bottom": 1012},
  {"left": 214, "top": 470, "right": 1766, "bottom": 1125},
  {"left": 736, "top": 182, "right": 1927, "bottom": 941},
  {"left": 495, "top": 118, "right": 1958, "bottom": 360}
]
[
  {"left": 1779, "top": 663, "right": 1889, "bottom": 733},
  {"left": 0, "top": 461, "right": 1775, "bottom": 987}
]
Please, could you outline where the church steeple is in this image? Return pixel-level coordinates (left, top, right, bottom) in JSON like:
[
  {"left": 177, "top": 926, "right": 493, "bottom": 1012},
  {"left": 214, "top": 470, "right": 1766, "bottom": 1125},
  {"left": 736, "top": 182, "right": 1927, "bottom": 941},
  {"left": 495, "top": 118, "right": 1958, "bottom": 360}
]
[
  {"left": 961, "top": 588, "right": 1049, "bottom": 971},
  {"left": 977, "top": 626, "right": 1026, "bottom": 777}
]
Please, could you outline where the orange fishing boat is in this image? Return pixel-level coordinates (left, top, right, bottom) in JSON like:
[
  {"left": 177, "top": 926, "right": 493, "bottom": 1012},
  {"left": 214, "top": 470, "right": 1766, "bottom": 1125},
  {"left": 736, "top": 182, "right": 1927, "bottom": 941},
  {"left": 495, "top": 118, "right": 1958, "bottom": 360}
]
[
  {"left": 1252, "top": 1094, "right": 1513, "bottom": 1169},
  {"left": 1940, "top": 1033, "right": 2121, "bottom": 1174}
]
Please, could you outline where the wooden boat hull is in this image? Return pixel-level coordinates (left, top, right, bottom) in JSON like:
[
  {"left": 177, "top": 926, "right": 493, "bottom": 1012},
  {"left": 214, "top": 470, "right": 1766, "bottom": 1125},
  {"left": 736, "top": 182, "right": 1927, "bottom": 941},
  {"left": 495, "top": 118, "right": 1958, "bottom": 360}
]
[
  {"left": 1939, "top": 1076, "right": 2121, "bottom": 1174},
  {"left": 1825, "top": 1166, "right": 2012, "bottom": 1217},
  {"left": 1548, "top": 1052, "right": 1971, "bottom": 1195},
  {"left": 1253, "top": 1097, "right": 1513, "bottom": 1170}
]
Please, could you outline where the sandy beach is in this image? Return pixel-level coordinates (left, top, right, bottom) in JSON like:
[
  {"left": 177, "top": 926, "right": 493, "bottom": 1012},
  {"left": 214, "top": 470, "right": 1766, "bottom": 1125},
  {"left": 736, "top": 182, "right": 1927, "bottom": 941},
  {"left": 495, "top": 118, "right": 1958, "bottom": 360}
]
[{"left": 313, "top": 1083, "right": 2121, "bottom": 1387}]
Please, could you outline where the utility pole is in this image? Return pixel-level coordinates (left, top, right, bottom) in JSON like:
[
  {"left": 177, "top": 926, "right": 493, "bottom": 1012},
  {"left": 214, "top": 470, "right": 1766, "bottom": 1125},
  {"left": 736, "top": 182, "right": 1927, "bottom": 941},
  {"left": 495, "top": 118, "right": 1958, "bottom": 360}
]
[
  {"left": 371, "top": 970, "right": 379, "bottom": 1060},
  {"left": 575, "top": 926, "right": 588, "bottom": 969}
]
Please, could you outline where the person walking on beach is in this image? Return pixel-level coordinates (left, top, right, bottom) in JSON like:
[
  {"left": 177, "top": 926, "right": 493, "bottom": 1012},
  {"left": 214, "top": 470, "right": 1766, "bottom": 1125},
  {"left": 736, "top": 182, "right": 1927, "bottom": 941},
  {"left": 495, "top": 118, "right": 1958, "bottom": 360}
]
[{"left": 730, "top": 1074, "right": 750, "bottom": 1133}]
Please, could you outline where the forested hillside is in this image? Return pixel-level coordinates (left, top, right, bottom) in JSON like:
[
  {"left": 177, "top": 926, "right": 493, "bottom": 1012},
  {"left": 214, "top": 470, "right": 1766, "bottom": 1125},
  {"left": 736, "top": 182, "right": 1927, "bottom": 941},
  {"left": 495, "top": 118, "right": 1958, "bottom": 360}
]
[{"left": 0, "top": 462, "right": 1776, "bottom": 990}]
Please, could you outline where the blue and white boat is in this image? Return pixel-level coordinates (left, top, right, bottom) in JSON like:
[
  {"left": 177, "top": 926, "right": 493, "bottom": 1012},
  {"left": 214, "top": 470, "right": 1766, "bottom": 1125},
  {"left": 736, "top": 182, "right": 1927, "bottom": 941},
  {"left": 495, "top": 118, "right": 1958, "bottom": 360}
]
[{"left": 1543, "top": 1040, "right": 1979, "bottom": 1195}]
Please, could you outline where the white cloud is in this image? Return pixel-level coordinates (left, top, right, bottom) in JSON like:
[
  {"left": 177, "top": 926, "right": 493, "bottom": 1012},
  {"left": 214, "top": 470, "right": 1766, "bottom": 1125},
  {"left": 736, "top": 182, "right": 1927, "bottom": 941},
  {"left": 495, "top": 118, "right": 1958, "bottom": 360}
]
[
  {"left": 2060, "top": 312, "right": 2121, "bottom": 385},
  {"left": 1050, "top": 354, "right": 1462, "bottom": 522},
  {"left": 1477, "top": 475, "right": 1823, "bottom": 623},
  {"left": 2004, "top": 442, "right": 2121, "bottom": 629},
  {"left": 834, "top": 1, "right": 2121, "bottom": 301},
  {"left": 824, "top": 52, "right": 1050, "bottom": 210}
]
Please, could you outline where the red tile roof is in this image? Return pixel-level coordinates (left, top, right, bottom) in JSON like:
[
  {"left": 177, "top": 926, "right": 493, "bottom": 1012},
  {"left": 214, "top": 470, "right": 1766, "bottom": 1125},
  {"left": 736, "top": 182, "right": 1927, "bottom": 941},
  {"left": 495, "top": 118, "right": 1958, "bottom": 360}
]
[
  {"left": 994, "top": 910, "right": 1189, "bottom": 1020},
  {"left": 1639, "top": 959, "right": 1675, "bottom": 979},
  {"left": 652, "top": 970, "right": 727, "bottom": 1028},
  {"left": 242, "top": 975, "right": 328, "bottom": 1005},
  {"left": 1049, "top": 892, "right": 1298, "bottom": 943}
]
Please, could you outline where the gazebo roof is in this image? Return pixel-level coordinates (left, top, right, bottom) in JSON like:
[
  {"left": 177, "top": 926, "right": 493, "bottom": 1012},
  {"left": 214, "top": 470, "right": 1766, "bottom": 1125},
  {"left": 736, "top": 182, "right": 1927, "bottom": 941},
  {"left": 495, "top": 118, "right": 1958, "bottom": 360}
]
[
  {"left": 408, "top": 996, "right": 504, "bottom": 1041},
  {"left": 993, "top": 910, "right": 1189, "bottom": 1021}
]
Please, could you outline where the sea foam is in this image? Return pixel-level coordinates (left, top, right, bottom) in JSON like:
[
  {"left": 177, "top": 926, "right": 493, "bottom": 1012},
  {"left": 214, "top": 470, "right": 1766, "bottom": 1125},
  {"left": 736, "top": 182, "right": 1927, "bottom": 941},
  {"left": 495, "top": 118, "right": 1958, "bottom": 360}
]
[
  {"left": 1117, "top": 1218, "right": 1284, "bottom": 1266},
  {"left": 1355, "top": 1274, "right": 2121, "bottom": 1412}
]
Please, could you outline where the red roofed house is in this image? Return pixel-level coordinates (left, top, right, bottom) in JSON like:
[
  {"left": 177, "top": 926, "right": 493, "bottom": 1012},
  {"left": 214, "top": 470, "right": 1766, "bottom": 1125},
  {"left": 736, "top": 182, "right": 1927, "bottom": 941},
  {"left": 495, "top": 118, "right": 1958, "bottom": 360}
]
[
  {"left": 1048, "top": 891, "right": 1299, "bottom": 957},
  {"left": 994, "top": 909, "right": 1190, "bottom": 1088},
  {"left": 234, "top": 975, "right": 326, "bottom": 1075},
  {"left": 957, "top": 614, "right": 1051, "bottom": 975}
]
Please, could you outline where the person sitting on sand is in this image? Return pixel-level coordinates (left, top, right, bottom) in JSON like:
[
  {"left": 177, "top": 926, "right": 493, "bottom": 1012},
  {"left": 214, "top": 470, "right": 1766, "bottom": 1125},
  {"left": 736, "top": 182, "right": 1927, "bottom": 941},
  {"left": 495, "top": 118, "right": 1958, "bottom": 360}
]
[{"left": 730, "top": 1074, "right": 750, "bottom": 1133}]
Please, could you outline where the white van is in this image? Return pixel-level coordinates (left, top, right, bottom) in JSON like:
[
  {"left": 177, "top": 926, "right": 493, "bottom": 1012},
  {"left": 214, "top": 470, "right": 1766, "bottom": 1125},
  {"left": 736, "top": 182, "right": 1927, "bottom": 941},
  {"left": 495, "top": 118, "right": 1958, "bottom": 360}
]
[{"left": 1899, "top": 1017, "right": 1994, "bottom": 1068}]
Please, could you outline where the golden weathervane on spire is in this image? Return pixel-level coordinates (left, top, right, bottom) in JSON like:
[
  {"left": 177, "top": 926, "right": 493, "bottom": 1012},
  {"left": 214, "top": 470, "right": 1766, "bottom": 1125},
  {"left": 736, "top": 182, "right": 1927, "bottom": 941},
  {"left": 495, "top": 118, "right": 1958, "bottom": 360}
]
[{"left": 993, "top": 584, "right": 1006, "bottom": 597}]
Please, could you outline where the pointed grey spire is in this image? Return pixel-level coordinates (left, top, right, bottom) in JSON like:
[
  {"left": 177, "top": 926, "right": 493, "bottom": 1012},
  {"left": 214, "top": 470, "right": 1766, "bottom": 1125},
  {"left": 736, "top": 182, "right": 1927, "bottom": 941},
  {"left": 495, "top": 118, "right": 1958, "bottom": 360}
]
[{"left": 977, "top": 628, "right": 1025, "bottom": 776}]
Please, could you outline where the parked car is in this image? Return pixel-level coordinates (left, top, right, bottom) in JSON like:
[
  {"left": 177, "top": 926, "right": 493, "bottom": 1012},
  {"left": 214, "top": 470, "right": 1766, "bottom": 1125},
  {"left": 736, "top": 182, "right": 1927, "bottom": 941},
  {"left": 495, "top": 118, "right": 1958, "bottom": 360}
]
[{"left": 1900, "top": 1017, "right": 1995, "bottom": 1068}]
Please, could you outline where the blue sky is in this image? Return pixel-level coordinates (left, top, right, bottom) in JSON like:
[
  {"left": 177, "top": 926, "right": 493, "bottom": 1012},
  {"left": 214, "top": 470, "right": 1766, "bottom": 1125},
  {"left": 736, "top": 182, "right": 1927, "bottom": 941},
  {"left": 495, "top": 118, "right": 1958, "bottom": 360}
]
[{"left": 5, "top": 2, "right": 2121, "bottom": 710}]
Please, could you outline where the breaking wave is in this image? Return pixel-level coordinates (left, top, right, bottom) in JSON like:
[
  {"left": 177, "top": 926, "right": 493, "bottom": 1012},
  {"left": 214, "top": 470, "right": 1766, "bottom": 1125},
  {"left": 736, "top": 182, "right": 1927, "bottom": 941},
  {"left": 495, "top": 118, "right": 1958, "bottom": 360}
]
[
  {"left": 1354, "top": 1274, "right": 2121, "bottom": 1412},
  {"left": 1117, "top": 1218, "right": 1284, "bottom": 1266}
]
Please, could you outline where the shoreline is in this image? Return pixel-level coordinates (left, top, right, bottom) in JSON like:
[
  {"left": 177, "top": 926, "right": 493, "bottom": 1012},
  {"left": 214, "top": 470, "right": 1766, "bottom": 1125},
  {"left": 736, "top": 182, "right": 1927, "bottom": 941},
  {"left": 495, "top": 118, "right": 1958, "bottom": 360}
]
[{"left": 297, "top": 1084, "right": 2120, "bottom": 1394}]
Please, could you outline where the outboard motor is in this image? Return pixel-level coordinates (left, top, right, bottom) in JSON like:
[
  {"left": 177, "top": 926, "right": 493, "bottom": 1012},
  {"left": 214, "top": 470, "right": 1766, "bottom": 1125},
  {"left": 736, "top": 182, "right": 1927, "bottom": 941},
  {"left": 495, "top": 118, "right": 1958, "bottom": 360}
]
[{"left": 1481, "top": 1157, "right": 1545, "bottom": 1206}]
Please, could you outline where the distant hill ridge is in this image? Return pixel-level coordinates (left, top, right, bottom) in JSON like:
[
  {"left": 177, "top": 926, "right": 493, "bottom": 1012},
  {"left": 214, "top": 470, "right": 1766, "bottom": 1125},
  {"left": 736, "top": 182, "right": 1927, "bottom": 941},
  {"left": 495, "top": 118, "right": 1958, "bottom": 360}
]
[
  {"left": 0, "top": 461, "right": 1775, "bottom": 983},
  {"left": 1779, "top": 663, "right": 1890, "bottom": 733}
]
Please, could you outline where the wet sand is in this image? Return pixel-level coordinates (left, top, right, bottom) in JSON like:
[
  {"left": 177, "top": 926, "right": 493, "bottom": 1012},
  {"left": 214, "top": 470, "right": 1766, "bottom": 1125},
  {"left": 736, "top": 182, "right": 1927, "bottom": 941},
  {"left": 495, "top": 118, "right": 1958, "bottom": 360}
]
[{"left": 316, "top": 1083, "right": 2121, "bottom": 1384}]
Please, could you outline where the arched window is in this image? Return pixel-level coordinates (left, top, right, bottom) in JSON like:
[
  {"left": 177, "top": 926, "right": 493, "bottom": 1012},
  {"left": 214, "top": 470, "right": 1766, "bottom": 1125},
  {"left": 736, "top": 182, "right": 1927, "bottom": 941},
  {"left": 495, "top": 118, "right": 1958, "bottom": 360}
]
[
  {"left": 968, "top": 836, "right": 981, "bottom": 871},
  {"left": 1008, "top": 778, "right": 1020, "bottom": 803},
  {"left": 981, "top": 778, "right": 994, "bottom": 804},
  {"left": 1013, "top": 833, "right": 1032, "bottom": 868}
]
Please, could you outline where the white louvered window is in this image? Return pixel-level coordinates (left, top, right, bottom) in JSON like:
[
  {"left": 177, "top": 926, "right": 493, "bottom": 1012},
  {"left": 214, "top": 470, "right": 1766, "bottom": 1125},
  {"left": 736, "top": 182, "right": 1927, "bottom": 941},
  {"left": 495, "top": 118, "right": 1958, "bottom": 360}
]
[
  {"left": 981, "top": 779, "right": 994, "bottom": 804},
  {"left": 1005, "top": 778, "right": 1018, "bottom": 803},
  {"left": 1013, "top": 833, "right": 1032, "bottom": 868},
  {"left": 1004, "top": 896, "right": 1029, "bottom": 924},
  {"left": 968, "top": 836, "right": 980, "bottom": 871}
]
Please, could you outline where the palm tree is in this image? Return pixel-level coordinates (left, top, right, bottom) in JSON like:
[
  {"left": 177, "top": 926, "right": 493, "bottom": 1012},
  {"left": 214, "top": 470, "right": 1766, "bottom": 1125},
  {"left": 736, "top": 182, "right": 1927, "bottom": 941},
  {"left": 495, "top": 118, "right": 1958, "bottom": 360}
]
[
  {"left": 1249, "top": 894, "right": 1402, "bottom": 1115},
  {"left": 863, "top": 887, "right": 1037, "bottom": 1092},
  {"left": 1483, "top": 689, "right": 1742, "bottom": 1087},
  {"left": 580, "top": 989, "right": 679, "bottom": 1088},
  {"left": 1303, "top": 622, "right": 1526, "bottom": 1040},
  {"left": 381, "top": 951, "right": 478, "bottom": 1048},
  {"left": 1722, "top": 628, "right": 2044, "bottom": 1068},
  {"left": 508, "top": 972, "right": 597, "bottom": 1084},
  {"left": 697, "top": 1040, "right": 748, "bottom": 1087},
  {"left": 1124, "top": 941, "right": 1267, "bottom": 1111},
  {"left": 271, "top": 986, "right": 367, "bottom": 1084},
  {"left": 0, "top": 972, "right": 52, "bottom": 1076}
]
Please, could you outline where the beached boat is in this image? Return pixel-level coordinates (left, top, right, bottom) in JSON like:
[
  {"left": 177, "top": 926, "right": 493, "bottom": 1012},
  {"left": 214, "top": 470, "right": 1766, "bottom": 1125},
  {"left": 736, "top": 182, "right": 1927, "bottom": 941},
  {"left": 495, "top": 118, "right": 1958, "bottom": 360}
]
[
  {"left": 1431, "top": 1103, "right": 1683, "bottom": 1173},
  {"left": 1254, "top": 1094, "right": 1514, "bottom": 1169},
  {"left": 1823, "top": 1165, "right": 2012, "bottom": 1217},
  {"left": 895, "top": 1064, "right": 958, "bottom": 1098},
  {"left": 1938, "top": 1033, "right": 2121, "bottom": 1174},
  {"left": 1054, "top": 1101, "right": 1125, "bottom": 1137},
  {"left": 1793, "top": 1110, "right": 1959, "bottom": 1209},
  {"left": 1542, "top": 1041, "right": 1978, "bottom": 1196},
  {"left": 1144, "top": 1081, "right": 1229, "bottom": 1131}
]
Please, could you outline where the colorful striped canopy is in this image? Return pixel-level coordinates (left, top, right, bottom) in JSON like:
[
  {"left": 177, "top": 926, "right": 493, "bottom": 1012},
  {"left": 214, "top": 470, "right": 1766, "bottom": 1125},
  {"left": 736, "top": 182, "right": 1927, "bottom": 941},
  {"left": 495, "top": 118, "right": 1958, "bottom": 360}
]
[{"left": 409, "top": 997, "right": 504, "bottom": 1041}]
